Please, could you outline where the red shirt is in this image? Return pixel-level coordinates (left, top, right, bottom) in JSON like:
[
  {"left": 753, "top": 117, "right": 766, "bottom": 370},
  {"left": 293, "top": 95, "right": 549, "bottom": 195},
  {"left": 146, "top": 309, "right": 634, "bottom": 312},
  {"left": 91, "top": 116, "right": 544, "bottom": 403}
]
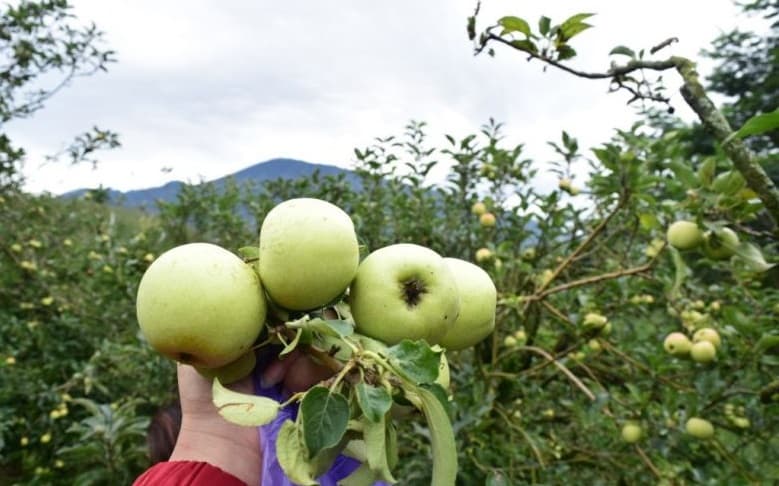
[{"left": 134, "top": 461, "right": 246, "bottom": 486}]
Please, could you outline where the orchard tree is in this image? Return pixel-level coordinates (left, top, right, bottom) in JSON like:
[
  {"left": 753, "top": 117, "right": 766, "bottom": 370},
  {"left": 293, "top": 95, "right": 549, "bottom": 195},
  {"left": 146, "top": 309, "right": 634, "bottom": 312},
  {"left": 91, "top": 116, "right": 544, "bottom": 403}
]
[{"left": 0, "top": 0, "right": 119, "bottom": 190}]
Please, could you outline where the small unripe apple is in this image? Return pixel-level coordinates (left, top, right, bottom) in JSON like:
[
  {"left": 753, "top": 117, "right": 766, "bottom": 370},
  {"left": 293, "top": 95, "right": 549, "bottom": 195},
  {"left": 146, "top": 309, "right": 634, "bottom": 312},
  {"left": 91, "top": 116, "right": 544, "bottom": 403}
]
[
  {"left": 479, "top": 212, "right": 497, "bottom": 227},
  {"left": 471, "top": 202, "right": 487, "bottom": 216},
  {"left": 693, "top": 328, "right": 721, "bottom": 348},
  {"left": 588, "top": 339, "right": 602, "bottom": 352},
  {"left": 664, "top": 332, "right": 692, "bottom": 356},
  {"left": 514, "top": 329, "right": 527, "bottom": 343},
  {"left": 702, "top": 227, "right": 739, "bottom": 260},
  {"left": 582, "top": 312, "right": 608, "bottom": 330},
  {"left": 690, "top": 340, "right": 717, "bottom": 363},
  {"left": 558, "top": 178, "right": 572, "bottom": 192},
  {"left": 195, "top": 351, "right": 256, "bottom": 384},
  {"left": 621, "top": 422, "right": 643, "bottom": 443},
  {"left": 503, "top": 335, "right": 518, "bottom": 347},
  {"left": 666, "top": 221, "right": 703, "bottom": 250},
  {"left": 521, "top": 247, "right": 537, "bottom": 260},
  {"left": 475, "top": 248, "right": 493, "bottom": 263},
  {"left": 685, "top": 417, "right": 715, "bottom": 439}
]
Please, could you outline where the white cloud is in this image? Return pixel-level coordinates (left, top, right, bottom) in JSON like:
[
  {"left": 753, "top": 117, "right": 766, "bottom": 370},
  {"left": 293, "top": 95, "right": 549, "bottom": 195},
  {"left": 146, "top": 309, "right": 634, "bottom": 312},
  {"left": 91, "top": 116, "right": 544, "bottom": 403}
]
[{"left": 8, "top": 0, "right": 752, "bottom": 194}]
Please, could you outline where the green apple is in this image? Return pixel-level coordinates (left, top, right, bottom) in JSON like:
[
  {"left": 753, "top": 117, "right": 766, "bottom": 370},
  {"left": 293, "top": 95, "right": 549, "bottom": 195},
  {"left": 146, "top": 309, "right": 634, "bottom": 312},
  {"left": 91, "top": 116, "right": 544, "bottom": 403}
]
[
  {"left": 136, "top": 243, "right": 266, "bottom": 368},
  {"left": 693, "top": 327, "right": 721, "bottom": 348},
  {"left": 503, "top": 335, "right": 517, "bottom": 347},
  {"left": 349, "top": 244, "right": 460, "bottom": 345},
  {"left": 195, "top": 351, "right": 256, "bottom": 384},
  {"left": 582, "top": 312, "right": 608, "bottom": 330},
  {"left": 471, "top": 202, "right": 487, "bottom": 216},
  {"left": 475, "top": 247, "right": 493, "bottom": 263},
  {"left": 690, "top": 340, "right": 717, "bottom": 363},
  {"left": 702, "top": 227, "right": 739, "bottom": 260},
  {"left": 621, "top": 422, "right": 643, "bottom": 443},
  {"left": 438, "top": 258, "right": 497, "bottom": 351},
  {"left": 666, "top": 221, "right": 703, "bottom": 250},
  {"left": 685, "top": 417, "right": 715, "bottom": 439},
  {"left": 479, "top": 212, "right": 496, "bottom": 227},
  {"left": 663, "top": 332, "right": 692, "bottom": 356},
  {"left": 259, "top": 198, "right": 359, "bottom": 311}
]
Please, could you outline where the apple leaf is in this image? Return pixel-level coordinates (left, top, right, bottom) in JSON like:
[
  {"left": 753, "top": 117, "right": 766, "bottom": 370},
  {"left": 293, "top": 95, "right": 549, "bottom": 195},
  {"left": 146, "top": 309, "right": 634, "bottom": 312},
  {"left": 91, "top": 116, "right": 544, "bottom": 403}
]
[
  {"left": 609, "top": 45, "right": 635, "bottom": 58},
  {"left": 539, "top": 16, "right": 551, "bottom": 36},
  {"left": 417, "top": 385, "right": 458, "bottom": 486},
  {"left": 498, "top": 16, "right": 531, "bottom": 37},
  {"left": 300, "top": 386, "right": 350, "bottom": 458},
  {"left": 711, "top": 170, "right": 746, "bottom": 196},
  {"left": 387, "top": 340, "right": 441, "bottom": 385},
  {"left": 237, "top": 246, "right": 259, "bottom": 260},
  {"left": 668, "top": 248, "right": 691, "bottom": 300},
  {"left": 732, "top": 242, "right": 776, "bottom": 273},
  {"left": 725, "top": 107, "right": 779, "bottom": 143},
  {"left": 421, "top": 383, "right": 452, "bottom": 417},
  {"left": 339, "top": 463, "right": 377, "bottom": 486},
  {"left": 212, "top": 378, "right": 280, "bottom": 426},
  {"left": 364, "top": 416, "right": 397, "bottom": 483},
  {"left": 276, "top": 420, "right": 318, "bottom": 486},
  {"left": 343, "top": 439, "right": 368, "bottom": 462},
  {"left": 355, "top": 383, "right": 392, "bottom": 423},
  {"left": 306, "top": 318, "right": 354, "bottom": 338},
  {"left": 697, "top": 157, "right": 717, "bottom": 188},
  {"left": 756, "top": 335, "right": 779, "bottom": 355}
]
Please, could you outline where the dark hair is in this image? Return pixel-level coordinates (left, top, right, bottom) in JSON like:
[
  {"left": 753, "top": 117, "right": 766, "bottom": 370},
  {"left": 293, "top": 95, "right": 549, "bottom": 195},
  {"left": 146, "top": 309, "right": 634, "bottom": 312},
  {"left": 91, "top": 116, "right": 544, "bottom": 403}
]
[{"left": 147, "top": 400, "right": 182, "bottom": 464}]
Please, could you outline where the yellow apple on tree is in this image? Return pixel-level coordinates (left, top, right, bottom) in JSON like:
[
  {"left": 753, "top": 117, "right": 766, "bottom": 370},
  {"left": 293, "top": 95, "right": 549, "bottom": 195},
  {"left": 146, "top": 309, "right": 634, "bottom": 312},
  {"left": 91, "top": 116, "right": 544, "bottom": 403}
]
[
  {"left": 349, "top": 244, "right": 460, "bottom": 345},
  {"left": 475, "top": 247, "right": 493, "bottom": 263},
  {"left": 136, "top": 243, "right": 266, "bottom": 368},
  {"left": 259, "top": 198, "right": 359, "bottom": 311},
  {"left": 685, "top": 417, "right": 715, "bottom": 439},
  {"left": 479, "top": 212, "right": 496, "bottom": 227},
  {"left": 621, "top": 422, "right": 643, "bottom": 443},
  {"left": 693, "top": 328, "right": 721, "bottom": 348},
  {"left": 438, "top": 258, "right": 497, "bottom": 351},
  {"left": 471, "top": 201, "right": 487, "bottom": 216},
  {"left": 690, "top": 340, "right": 717, "bottom": 363},
  {"left": 663, "top": 332, "right": 692, "bottom": 356}
]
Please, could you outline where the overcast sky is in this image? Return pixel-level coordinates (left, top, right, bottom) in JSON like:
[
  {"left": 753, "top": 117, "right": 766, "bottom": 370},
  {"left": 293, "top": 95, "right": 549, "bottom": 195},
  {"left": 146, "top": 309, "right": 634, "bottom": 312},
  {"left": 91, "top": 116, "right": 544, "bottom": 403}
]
[{"left": 10, "top": 0, "right": 753, "bottom": 195}]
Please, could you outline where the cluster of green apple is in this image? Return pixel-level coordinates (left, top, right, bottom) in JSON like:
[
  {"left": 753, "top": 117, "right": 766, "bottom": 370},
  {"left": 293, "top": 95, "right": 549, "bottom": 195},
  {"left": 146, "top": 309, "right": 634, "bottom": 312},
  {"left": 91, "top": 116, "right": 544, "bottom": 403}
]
[
  {"left": 666, "top": 220, "right": 740, "bottom": 260},
  {"left": 136, "top": 197, "right": 497, "bottom": 383},
  {"left": 663, "top": 327, "right": 722, "bottom": 363}
]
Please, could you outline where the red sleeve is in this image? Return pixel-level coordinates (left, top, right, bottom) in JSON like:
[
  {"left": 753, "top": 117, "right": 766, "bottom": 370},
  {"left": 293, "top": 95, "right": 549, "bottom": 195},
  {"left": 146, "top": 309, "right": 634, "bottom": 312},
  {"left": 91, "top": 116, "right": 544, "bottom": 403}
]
[{"left": 133, "top": 460, "right": 247, "bottom": 486}]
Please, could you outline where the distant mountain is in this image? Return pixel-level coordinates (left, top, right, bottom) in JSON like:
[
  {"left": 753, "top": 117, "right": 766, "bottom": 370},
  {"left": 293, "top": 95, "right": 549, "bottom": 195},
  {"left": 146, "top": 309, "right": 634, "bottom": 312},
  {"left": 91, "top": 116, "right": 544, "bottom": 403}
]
[{"left": 62, "top": 158, "right": 357, "bottom": 208}]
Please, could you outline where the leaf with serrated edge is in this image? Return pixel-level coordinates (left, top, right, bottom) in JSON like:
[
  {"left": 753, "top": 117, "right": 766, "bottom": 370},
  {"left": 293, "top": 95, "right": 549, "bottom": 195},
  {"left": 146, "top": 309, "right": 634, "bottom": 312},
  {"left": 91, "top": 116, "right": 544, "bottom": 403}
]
[
  {"left": 301, "top": 386, "right": 350, "bottom": 458},
  {"left": 356, "top": 383, "right": 392, "bottom": 423},
  {"left": 339, "top": 463, "right": 377, "bottom": 486},
  {"left": 387, "top": 340, "right": 441, "bottom": 384},
  {"left": 212, "top": 378, "right": 279, "bottom": 426},
  {"left": 417, "top": 386, "right": 457, "bottom": 486},
  {"left": 733, "top": 242, "right": 776, "bottom": 272},
  {"left": 364, "top": 416, "right": 397, "bottom": 483},
  {"left": 276, "top": 420, "right": 318, "bottom": 486},
  {"left": 307, "top": 318, "right": 354, "bottom": 337}
]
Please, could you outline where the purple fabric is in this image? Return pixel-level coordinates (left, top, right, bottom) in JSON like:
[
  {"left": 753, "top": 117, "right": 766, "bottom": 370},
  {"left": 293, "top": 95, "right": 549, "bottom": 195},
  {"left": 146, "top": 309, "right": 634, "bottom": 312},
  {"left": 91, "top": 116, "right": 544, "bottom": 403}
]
[{"left": 252, "top": 355, "right": 387, "bottom": 486}]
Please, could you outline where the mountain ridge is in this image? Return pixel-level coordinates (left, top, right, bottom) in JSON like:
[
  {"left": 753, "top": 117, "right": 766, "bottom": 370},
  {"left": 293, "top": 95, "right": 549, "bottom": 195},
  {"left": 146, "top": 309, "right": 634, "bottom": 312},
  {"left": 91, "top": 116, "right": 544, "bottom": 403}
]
[{"left": 62, "top": 158, "right": 356, "bottom": 208}]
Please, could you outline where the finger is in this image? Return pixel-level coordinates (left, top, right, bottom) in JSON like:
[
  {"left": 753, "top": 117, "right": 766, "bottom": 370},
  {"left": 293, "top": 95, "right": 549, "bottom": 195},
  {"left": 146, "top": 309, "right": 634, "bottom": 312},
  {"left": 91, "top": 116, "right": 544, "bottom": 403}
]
[
  {"left": 283, "top": 353, "right": 335, "bottom": 393},
  {"left": 260, "top": 350, "right": 301, "bottom": 389}
]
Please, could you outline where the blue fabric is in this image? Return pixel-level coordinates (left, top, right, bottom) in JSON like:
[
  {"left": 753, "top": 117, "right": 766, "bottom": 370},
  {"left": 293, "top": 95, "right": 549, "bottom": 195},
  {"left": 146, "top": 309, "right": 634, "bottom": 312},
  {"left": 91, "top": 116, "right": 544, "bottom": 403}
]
[{"left": 252, "top": 354, "right": 387, "bottom": 485}]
